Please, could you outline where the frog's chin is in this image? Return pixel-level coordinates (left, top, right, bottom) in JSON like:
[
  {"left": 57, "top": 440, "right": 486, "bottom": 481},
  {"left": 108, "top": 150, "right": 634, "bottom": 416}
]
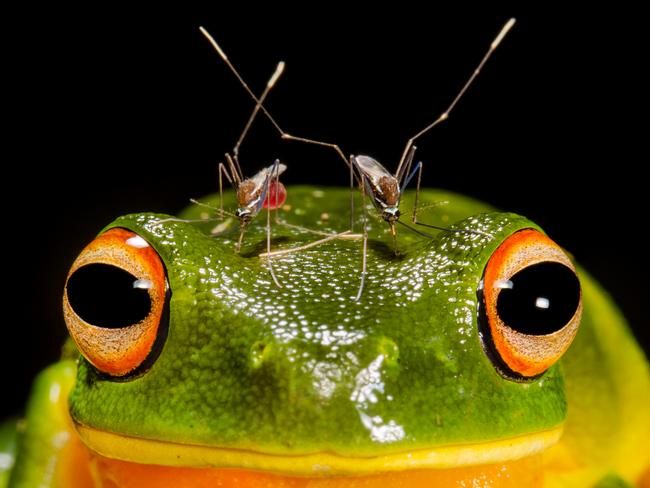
[{"left": 74, "top": 422, "right": 562, "bottom": 477}]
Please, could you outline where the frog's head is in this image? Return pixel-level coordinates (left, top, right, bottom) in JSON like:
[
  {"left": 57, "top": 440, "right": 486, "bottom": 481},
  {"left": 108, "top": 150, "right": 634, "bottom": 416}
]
[{"left": 62, "top": 187, "right": 582, "bottom": 485}]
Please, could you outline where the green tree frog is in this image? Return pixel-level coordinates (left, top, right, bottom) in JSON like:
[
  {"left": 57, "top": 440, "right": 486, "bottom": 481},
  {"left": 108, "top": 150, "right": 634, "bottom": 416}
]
[{"left": 2, "top": 188, "right": 649, "bottom": 487}]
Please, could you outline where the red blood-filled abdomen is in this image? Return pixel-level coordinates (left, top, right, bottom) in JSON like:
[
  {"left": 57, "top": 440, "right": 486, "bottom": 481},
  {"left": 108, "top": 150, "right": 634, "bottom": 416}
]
[{"left": 264, "top": 181, "right": 287, "bottom": 209}]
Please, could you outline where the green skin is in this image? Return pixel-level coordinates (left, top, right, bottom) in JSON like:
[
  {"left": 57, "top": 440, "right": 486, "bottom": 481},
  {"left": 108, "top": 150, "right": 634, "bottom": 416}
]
[{"left": 2, "top": 187, "right": 649, "bottom": 486}]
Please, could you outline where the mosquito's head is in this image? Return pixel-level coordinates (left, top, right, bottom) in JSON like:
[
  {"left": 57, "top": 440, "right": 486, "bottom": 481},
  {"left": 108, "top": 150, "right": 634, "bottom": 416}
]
[
  {"left": 235, "top": 207, "right": 254, "bottom": 223},
  {"left": 382, "top": 206, "right": 401, "bottom": 223}
]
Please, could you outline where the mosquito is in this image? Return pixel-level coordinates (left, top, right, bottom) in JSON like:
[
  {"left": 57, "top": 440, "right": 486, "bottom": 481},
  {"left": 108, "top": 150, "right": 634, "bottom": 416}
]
[
  {"left": 218, "top": 156, "right": 287, "bottom": 254},
  {"left": 155, "top": 54, "right": 291, "bottom": 287},
  {"left": 216, "top": 55, "right": 288, "bottom": 252},
  {"left": 351, "top": 18, "right": 517, "bottom": 246},
  {"left": 200, "top": 19, "right": 516, "bottom": 300},
  {"left": 193, "top": 28, "right": 361, "bottom": 289}
]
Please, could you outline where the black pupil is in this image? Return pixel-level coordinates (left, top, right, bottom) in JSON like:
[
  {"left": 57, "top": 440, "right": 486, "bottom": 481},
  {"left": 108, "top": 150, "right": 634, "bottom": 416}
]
[
  {"left": 496, "top": 262, "right": 580, "bottom": 335},
  {"left": 67, "top": 263, "right": 151, "bottom": 328}
]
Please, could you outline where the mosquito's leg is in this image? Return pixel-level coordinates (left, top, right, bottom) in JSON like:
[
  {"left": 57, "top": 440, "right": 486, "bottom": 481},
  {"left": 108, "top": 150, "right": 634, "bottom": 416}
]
[
  {"left": 236, "top": 223, "right": 246, "bottom": 253},
  {"left": 218, "top": 162, "right": 235, "bottom": 219},
  {"left": 259, "top": 230, "right": 359, "bottom": 258},
  {"left": 233, "top": 61, "right": 285, "bottom": 162},
  {"left": 199, "top": 27, "right": 362, "bottom": 232},
  {"left": 394, "top": 18, "right": 517, "bottom": 177},
  {"left": 153, "top": 217, "right": 223, "bottom": 225},
  {"left": 353, "top": 168, "right": 369, "bottom": 302},
  {"left": 411, "top": 161, "right": 424, "bottom": 224},
  {"left": 265, "top": 178, "right": 283, "bottom": 288}
]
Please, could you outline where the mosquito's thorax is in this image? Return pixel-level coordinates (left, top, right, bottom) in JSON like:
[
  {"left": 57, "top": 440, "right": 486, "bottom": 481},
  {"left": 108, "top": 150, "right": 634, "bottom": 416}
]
[
  {"left": 236, "top": 179, "right": 261, "bottom": 219},
  {"left": 377, "top": 175, "right": 400, "bottom": 207},
  {"left": 373, "top": 174, "right": 401, "bottom": 223}
]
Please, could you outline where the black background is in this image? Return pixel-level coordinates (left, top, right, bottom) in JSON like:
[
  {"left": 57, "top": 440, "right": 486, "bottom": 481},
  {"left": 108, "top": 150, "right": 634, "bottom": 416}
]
[{"left": 4, "top": 5, "right": 647, "bottom": 419}]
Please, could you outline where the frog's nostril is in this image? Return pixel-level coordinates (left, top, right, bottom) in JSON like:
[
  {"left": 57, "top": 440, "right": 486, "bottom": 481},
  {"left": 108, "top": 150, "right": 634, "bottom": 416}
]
[
  {"left": 377, "top": 337, "right": 400, "bottom": 366},
  {"left": 249, "top": 341, "right": 272, "bottom": 369}
]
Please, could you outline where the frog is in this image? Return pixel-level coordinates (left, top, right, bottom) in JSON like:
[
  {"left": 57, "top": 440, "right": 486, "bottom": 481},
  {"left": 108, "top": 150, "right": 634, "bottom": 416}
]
[{"left": 1, "top": 187, "right": 649, "bottom": 487}]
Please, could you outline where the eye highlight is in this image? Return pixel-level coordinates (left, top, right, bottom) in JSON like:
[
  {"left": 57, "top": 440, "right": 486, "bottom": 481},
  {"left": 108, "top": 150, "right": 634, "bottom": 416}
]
[
  {"left": 479, "top": 229, "right": 582, "bottom": 378},
  {"left": 63, "top": 228, "right": 168, "bottom": 377}
]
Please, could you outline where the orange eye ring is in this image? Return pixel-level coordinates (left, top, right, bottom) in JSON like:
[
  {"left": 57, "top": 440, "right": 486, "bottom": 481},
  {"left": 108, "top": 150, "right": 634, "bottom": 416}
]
[
  {"left": 63, "top": 228, "right": 168, "bottom": 377},
  {"left": 480, "top": 229, "right": 582, "bottom": 378}
]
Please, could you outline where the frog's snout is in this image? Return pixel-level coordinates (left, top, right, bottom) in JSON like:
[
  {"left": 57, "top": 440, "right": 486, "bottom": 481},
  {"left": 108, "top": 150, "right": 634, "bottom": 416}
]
[
  {"left": 248, "top": 337, "right": 400, "bottom": 372},
  {"left": 245, "top": 335, "right": 401, "bottom": 406}
]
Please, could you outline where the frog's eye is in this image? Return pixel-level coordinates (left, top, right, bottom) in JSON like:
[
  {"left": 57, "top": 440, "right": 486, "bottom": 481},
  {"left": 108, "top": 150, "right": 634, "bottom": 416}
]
[
  {"left": 479, "top": 229, "right": 582, "bottom": 379},
  {"left": 63, "top": 228, "right": 168, "bottom": 377}
]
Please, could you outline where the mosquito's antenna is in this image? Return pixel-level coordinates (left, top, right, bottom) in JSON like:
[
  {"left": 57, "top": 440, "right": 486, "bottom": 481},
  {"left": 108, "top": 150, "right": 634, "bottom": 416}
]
[
  {"left": 233, "top": 61, "right": 285, "bottom": 161},
  {"left": 395, "top": 18, "right": 516, "bottom": 177}
]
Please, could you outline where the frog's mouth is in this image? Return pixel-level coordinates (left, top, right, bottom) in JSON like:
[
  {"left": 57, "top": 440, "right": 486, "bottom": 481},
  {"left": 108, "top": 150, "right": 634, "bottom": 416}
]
[{"left": 73, "top": 422, "right": 562, "bottom": 486}]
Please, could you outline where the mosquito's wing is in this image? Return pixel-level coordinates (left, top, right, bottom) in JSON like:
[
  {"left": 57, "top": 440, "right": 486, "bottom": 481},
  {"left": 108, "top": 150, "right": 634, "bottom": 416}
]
[
  {"left": 247, "top": 161, "right": 288, "bottom": 214},
  {"left": 353, "top": 155, "right": 399, "bottom": 212},
  {"left": 353, "top": 155, "right": 392, "bottom": 188},
  {"left": 248, "top": 162, "right": 287, "bottom": 192},
  {"left": 273, "top": 162, "right": 287, "bottom": 177}
]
